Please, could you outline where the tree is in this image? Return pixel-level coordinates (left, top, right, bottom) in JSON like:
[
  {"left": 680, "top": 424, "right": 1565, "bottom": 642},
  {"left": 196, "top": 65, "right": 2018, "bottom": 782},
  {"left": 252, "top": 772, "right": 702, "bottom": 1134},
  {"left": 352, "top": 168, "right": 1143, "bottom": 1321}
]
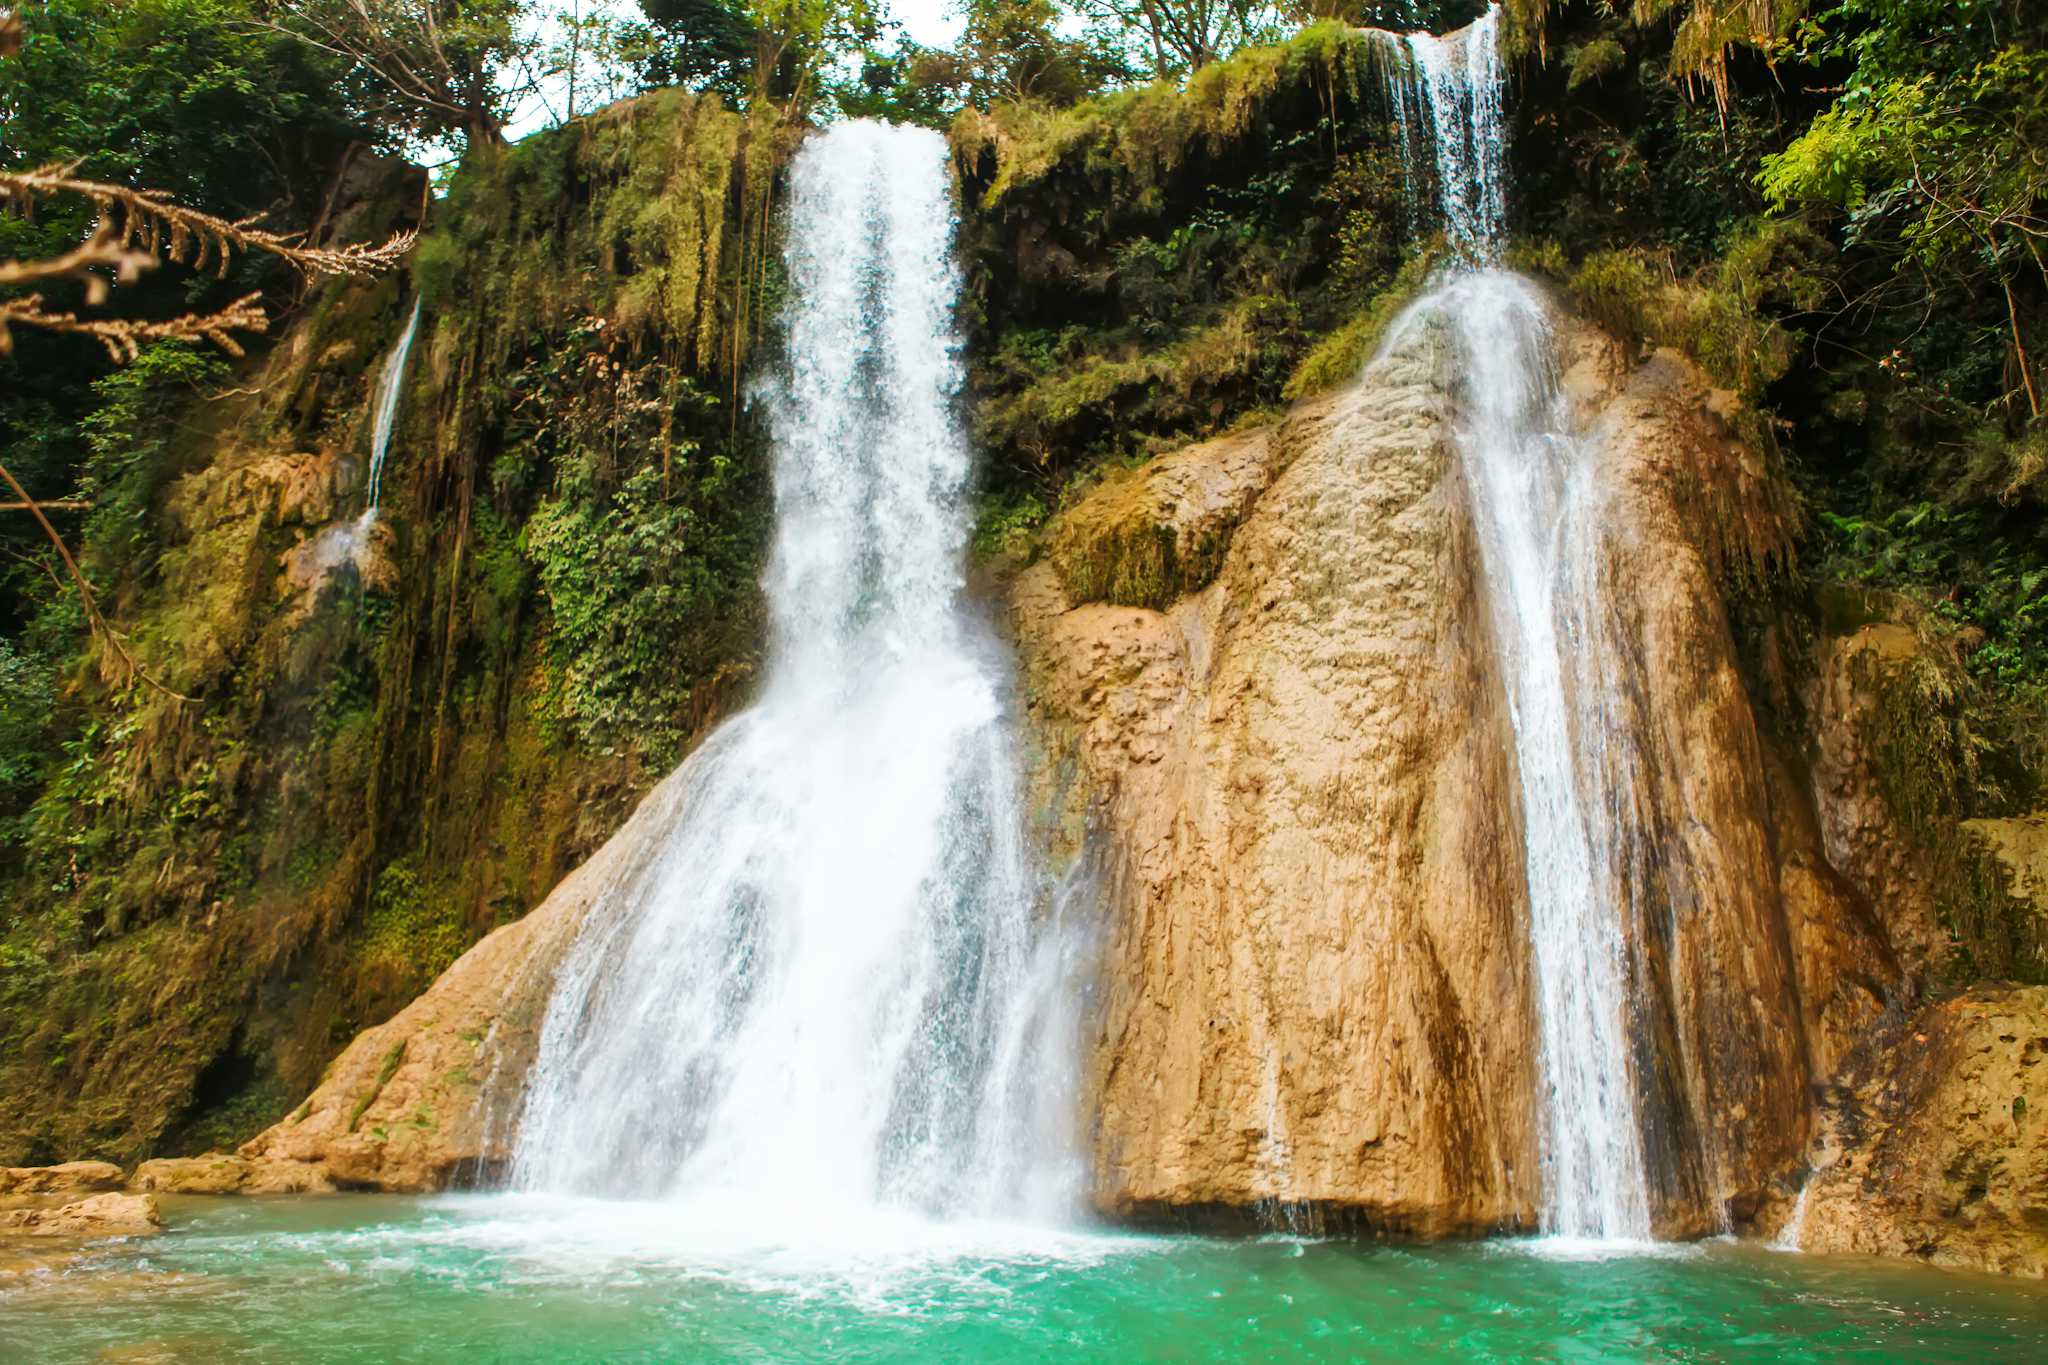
[
  {"left": 261, "top": 0, "right": 539, "bottom": 147},
  {"left": 1069, "top": 0, "right": 1287, "bottom": 75},
  {"left": 902, "top": 0, "right": 1134, "bottom": 110}
]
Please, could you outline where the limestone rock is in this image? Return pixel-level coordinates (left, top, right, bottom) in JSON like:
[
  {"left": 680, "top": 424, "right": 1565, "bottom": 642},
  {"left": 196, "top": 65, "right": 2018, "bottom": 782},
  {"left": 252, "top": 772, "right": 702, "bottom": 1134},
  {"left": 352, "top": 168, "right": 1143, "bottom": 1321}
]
[
  {"left": 1965, "top": 811, "right": 2048, "bottom": 923},
  {"left": 1807, "top": 624, "right": 1952, "bottom": 983},
  {"left": 0, "top": 1161, "right": 126, "bottom": 1196},
  {"left": 1017, "top": 334, "right": 1540, "bottom": 1235},
  {"left": 1013, "top": 301, "right": 1900, "bottom": 1236},
  {"left": 1047, "top": 425, "right": 1288, "bottom": 610},
  {"left": 0, "top": 1192, "right": 161, "bottom": 1239},
  {"left": 241, "top": 761, "right": 705, "bottom": 1191},
  {"left": 130, "top": 1154, "right": 255, "bottom": 1195},
  {"left": 1797, "top": 985, "right": 2048, "bottom": 1277}
]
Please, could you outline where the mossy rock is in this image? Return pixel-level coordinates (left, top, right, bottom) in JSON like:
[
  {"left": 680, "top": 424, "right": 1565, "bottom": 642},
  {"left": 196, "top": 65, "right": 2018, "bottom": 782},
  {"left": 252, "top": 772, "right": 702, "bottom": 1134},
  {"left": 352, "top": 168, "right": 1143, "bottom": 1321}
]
[{"left": 1048, "top": 423, "right": 1287, "bottom": 611}]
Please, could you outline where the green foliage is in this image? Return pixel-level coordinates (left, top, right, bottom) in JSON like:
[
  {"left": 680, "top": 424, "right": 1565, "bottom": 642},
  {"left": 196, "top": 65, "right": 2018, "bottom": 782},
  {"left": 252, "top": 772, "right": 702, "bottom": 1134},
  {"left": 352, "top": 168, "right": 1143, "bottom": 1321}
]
[
  {"left": 360, "top": 859, "right": 465, "bottom": 986},
  {"left": 72, "top": 342, "right": 228, "bottom": 588},
  {"left": 1284, "top": 250, "right": 1435, "bottom": 399}
]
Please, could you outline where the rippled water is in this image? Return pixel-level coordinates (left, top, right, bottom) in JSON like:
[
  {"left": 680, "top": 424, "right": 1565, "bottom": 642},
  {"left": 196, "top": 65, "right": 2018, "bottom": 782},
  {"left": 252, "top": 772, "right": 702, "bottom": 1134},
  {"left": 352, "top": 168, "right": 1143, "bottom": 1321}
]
[{"left": 6, "top": 1197, "right": 2047, "bottom": 1362}]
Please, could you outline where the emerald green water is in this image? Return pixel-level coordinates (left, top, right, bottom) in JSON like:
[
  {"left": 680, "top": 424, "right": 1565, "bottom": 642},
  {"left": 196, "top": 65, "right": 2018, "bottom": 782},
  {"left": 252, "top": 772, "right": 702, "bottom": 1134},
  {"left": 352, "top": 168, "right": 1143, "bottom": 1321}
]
[{"left": 5, "top": 1194, "right": 2046, "bottom": 1362}]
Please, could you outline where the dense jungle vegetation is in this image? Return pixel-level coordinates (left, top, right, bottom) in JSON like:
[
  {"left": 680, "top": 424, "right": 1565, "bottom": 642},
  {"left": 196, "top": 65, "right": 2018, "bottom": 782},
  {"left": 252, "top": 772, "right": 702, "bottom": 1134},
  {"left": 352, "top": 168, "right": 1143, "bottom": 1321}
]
[{"left": 0, "top": 0, "right": 2042, "bottom": 1162}]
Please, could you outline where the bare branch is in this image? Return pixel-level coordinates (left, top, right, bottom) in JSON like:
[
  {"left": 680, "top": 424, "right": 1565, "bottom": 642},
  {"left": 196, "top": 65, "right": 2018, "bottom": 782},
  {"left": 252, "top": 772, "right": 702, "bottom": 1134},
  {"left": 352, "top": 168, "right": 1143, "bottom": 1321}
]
[
  {"left": 0, "top": 164, "right": 418, "bottom": 282},
  {"left": 0, "top": 459, "right": 195, "bottom": 704},
  {"left": 0, "top": 292, "right": 268, "bottom": 362}
]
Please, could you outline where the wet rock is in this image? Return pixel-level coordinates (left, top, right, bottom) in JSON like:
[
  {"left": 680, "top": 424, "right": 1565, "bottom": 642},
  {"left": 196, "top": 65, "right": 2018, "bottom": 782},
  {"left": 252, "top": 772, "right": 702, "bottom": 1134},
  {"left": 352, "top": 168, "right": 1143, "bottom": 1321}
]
[
  {"left": 242, "top": 761, "right": 707, "bottom": 1191},
  {"left": 1013, "top": 306, "right": 1896, "bottom": 1236},
  {"left": 0, "top": 1161, "right": 126, "bottom": 1197},
  {"left": 1797, "top": 985, "right": 2048, "bottom": 1277},
  {"left": 130, "top": 1155, "right": 254, "bottom": 1195},
  {"left": 1016, "top": 331, "right": 1540, "bottom": 1235},
  {"left": 0, "top": 1192, "right": 161, "bottom": 1239}
]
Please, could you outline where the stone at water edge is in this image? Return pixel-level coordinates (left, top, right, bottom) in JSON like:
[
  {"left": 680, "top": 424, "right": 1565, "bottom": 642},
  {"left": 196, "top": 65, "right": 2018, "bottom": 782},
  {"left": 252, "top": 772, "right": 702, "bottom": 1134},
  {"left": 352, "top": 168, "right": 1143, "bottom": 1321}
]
[
  {"left": 0, "top": 1161, "right": 127, "bottom": 1196},
  {"left": 1796, "top": 984, "right": 2048, "bottom": 1278},
  {"left": 0, "top": 1192, "right": 162, "bottom": 1239},
  {"left": 131, "top": 1154, "right": 257, "bottom": 1195}
]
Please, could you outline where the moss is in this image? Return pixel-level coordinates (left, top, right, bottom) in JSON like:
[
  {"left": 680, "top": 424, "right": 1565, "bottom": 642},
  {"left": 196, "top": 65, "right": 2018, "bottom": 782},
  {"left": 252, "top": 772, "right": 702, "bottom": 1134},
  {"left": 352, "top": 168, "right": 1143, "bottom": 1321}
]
[
  {"left": 346, "top": 1040, "right": 407, "bottom": 1133},
  {"left": 1284, "top": 251, "right": 1438, "bottom": 400},
  {"left": 1852, "top": 619, "right": 2048, "bottom": 983},
  {"left": 954, "top": 23, "right": 1388, "bottom": 211}
]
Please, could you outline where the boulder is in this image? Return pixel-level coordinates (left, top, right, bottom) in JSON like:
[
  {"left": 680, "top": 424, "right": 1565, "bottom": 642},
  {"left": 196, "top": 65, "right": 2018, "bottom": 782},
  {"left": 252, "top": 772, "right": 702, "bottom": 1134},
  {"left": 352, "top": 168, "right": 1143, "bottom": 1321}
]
[
  {"left": 0, "top": 1161, "right": 126, "bottom": 1197},
  {"left": 0, "top": 1192, "right": 161, "bottom": 1239},
  {"left": 130, "top": 1154, "right": 254, "bottom": 1195},
  {"left": 1795, "top": 985, "right": 2048, "bottom": 1277}
]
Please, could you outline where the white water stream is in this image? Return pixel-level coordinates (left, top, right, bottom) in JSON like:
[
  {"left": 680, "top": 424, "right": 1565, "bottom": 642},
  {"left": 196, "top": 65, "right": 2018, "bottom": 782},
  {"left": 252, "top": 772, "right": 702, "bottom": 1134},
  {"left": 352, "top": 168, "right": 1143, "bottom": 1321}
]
[
  {"left": 365, "top": 296, "right": 421, "bottom": 517},
  {"left": 1376, "top": 7, "right": 1656, "bottom": 1241},
  {"left": 511, "top": 122, "right": 1083, "bottom": 1231}
]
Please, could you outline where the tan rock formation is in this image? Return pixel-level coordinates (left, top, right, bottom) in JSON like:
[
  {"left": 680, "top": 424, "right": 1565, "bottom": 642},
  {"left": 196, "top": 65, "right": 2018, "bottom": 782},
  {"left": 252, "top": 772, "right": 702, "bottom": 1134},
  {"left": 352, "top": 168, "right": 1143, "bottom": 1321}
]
[
  {"left": 1795, "top": 985, "right": 2048, "bottom": 1277},
  {"left": 130, "top": 1155, "right": 256, "bottom": 1195},
  {"left": 0, "top": 1192, "right": 161, "bottom": 1239},
  {"left": 1046, "top": 425, "right": 1288, "bottom": 610},
  {"left": 1807, "top": 624, "right": 1952, "bottom": 982},
  {"left": 0, "top": 1161, "right": 126, "bottom": 1196},
  {"left": 1013, "top": 303, "right": 1900, "bottom": 1236},
  {"left": 1965, "top": 812, "right": 2048, "bottom": 924},
  {"left": 1016, "top": 323, "right": 1539, "bottom": 1235},
  {"left": 238, "top": 763, "right": 701, "bottom": 1191}
]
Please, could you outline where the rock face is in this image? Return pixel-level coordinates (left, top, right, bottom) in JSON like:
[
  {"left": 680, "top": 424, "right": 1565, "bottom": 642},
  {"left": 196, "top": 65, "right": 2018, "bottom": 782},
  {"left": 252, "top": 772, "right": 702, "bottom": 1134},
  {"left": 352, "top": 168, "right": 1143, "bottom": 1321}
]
[
  {"left": 0, "top": 1192, "right": 161, "bottom": 1239},
  {"left": 1011, "top": 301, "right": 1905, "bottom": 1235},
  {"left": 0, "top": 1162, "right": 126, "bottom": 1197},
  {"left": 1015, "top": 333, "right": 1540, "bottom": 1235},
  {"left": 1795, "top": 986, "right": 2048, "bottom": 1277},
  {"left": 236, "top": 763, "right": 703, "bottom": 1191}
]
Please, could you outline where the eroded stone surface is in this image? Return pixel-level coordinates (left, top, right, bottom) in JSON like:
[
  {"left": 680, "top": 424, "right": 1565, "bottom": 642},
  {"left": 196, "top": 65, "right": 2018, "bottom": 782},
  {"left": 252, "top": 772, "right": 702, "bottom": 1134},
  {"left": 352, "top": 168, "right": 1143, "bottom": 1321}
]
[
  {"left": 1013, "top": 309, "right": 1900, "bottom": 1236},
  {"left": 0, "top": 1162, "right": 126, "bottom": 1197},
  {"left": 0, "top": 1192, "right": 161, "bottom": 1239},
  {"left": 1795, "top": 985, "right": 2048, "bottom": 1278}
]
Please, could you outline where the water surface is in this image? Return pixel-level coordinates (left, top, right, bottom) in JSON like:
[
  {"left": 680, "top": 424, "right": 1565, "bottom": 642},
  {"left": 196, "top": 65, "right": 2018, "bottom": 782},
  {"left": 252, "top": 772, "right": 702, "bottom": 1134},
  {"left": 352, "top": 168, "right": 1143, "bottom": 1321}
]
[{"left": 6, "top": 1195, "right": 2047, "bottom": 1363}]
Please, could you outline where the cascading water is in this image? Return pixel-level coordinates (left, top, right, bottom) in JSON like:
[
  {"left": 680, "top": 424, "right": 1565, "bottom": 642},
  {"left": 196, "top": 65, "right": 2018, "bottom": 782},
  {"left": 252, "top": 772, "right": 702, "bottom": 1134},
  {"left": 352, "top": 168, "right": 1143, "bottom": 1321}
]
[
  {"left": 511, "top": 121, "right": 1082, "bottom": 1231},
  {"left": 364, "top": 296, "right": 421, "bottom": 517},
  {"left": 1374, "top": 6, "right": 1656, "bottom": 1241}
]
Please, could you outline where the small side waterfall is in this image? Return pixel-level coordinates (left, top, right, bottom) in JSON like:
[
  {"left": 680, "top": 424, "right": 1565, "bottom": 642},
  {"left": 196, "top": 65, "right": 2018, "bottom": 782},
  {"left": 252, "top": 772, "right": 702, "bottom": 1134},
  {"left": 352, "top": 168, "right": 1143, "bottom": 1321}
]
[
  {"left": 364, "top": 297, "right": 421, "bottom": 517},
  {"left": 511, "top": 122, "right": 1082, "bottom": 1230},
  {"left": 1373, "top": 7, "right": 1657, "bottom": 1241}
]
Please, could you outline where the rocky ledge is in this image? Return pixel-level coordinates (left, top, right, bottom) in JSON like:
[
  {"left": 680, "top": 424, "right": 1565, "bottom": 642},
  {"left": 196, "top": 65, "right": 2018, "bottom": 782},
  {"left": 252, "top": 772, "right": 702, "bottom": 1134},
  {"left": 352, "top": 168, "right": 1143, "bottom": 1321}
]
[
  {"left": 1790, "top": 985, "right": 2048, "bottom": 1277},
  {"left": 0, "top": 1192, "right": 162, "bottom": 1239}
]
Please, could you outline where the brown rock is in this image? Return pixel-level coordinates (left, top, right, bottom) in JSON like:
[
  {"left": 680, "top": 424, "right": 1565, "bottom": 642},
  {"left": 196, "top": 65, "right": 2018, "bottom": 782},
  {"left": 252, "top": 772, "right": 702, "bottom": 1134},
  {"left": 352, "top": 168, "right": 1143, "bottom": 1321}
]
[
  {"left": 1964, "top": 811, "right": 2048, "bottom": 919},
  {"left": 241, "top": 760, "right": 706, "bottom": 1191},
  {"left": 1013, "top": 305, "right": 1897, "bottom": 1236},
  {"left": 130, "top": 1154, "right": 253, "bottom": 1195},
  {"left": 1796, "top": 985, "right": 2048, "bottom": 1277},
  {"left": 1017, "top": 328, "right": 1539, "bottom": 1235},
  {"left": 0, "top": 1192, "right": 161, "bottom": 1239},
  {"left": 0, "top": 1161, "right": 126, "bottom": 1196},
  {"left": 1047, "top": 424, "right": 1288, "bottom": 610},
  {"left": 1806, "top": 624, "right": 1952, "bottom": 983}
]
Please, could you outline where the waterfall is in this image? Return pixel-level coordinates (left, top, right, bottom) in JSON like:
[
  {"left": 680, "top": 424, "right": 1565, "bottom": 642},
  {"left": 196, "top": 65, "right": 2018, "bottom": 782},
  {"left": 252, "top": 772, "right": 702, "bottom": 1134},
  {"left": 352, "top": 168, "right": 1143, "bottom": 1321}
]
[
  {"left": 510, "top": 122, "right": 1082, "bottom": 1229},
  {"left": 1374, "top": 7, "right": 1657, "bottom": 1241},
  {"left": 364, "top": 297, "right": 421, "bottom": 516}
]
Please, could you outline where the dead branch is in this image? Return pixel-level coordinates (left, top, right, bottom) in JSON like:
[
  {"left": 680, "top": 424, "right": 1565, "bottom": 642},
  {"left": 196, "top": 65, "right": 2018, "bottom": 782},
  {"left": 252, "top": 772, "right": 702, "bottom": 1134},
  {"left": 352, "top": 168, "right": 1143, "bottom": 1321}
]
[
  {"left": 0, "top": 164, "right": 417, "bottom": 282},
  {"left": 0, "top": 458, "right": 194, "bottom": 703},
  {"left": 0, "top": 291, "right": 268, "bottom": 361}
]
